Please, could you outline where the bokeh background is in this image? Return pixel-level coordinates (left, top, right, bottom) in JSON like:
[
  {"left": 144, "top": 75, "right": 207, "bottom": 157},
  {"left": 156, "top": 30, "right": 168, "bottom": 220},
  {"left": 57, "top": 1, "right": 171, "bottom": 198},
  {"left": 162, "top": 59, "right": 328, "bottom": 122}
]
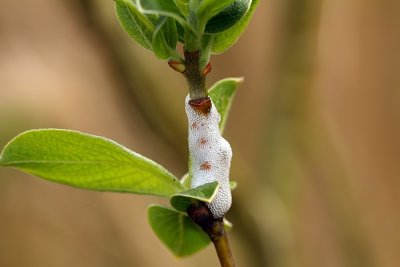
[{"left": 1, "top": 0, "right": 399, "bottom": 266}]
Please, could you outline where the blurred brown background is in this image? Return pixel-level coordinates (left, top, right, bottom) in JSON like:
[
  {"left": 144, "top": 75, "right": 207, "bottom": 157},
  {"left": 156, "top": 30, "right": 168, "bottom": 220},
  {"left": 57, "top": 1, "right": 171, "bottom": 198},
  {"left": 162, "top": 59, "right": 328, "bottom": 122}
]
[{"left": 0, "top": 0, "right": 399, "bottom": 266}]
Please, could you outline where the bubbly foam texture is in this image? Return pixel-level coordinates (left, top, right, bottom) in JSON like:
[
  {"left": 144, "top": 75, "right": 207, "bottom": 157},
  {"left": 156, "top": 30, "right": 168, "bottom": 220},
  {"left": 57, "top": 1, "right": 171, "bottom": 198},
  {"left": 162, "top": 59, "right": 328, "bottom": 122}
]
[{"left": 185, "top": 96, "right": 232, "bottom": 218}]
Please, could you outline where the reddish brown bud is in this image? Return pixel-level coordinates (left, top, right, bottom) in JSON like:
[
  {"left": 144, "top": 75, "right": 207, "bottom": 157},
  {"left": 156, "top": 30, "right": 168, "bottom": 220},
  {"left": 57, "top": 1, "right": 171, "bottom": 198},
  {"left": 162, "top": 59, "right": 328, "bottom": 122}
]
[
  {"left": 168, "top": 60, "right": 186, "bottom": 73},
  {"left": 189, "top": 97, "right": 212, "bottom": 114},
  {"left": 202, "top": 62, "right": 212, "bottom": 76}
]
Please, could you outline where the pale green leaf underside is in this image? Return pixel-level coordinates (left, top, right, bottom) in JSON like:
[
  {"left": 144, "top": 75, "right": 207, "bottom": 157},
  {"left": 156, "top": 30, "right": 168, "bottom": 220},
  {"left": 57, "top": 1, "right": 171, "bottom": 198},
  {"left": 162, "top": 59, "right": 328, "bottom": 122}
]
[
  {"left": 115, "top": 0, "right": 155, "bottom": 50},
  {"left": 0, "top": 129, "right": 183, "bottom": 197},
  {"left": 211, "top": 0, "right": 260, "bottom": 54},
  {"left": 173, "top": 0, "right": 189, "bottom": 17},
  {"left": 170, "top": 181, "right": 219, "bottom": 212},
  {"left": 180, "top": 172, "right": 191, "bottom": 189},
  {"left": 209, "top": 77, "right": 243, "bottom": 133},
  {"left": 180, "top": 172, "right": 237, "bottom": 191},
  {"left": 148, "top": 205, "right": 210, "bottom": 257},
  {"left": 152, "top": 17, "right": 179, "bottom": 60},
  {"left": 137, "top": 0, "right": 192, "bottom": 31}
]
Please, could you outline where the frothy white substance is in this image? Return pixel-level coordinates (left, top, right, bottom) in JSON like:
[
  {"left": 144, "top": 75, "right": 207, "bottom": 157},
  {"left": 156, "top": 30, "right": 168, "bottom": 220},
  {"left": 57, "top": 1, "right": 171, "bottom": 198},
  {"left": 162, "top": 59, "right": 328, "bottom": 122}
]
[{"left": 185, "top": 95, "right": 232, "bottom": 218}]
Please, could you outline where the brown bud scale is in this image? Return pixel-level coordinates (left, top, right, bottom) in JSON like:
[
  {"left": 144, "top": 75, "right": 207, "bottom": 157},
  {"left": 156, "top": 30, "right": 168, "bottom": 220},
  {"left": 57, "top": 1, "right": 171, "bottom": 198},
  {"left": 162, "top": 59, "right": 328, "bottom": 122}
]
[{"left": 189, "top": 97, "right": 212, "bottom": 114}]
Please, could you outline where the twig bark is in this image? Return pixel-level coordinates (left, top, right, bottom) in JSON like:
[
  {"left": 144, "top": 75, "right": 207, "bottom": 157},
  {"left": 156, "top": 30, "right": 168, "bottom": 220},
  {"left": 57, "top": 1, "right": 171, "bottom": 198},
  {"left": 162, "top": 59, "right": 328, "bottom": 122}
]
[
  {"left": 187, "top": 202, "right": 235, "bottom": 267},
  {"left": 183, "top": 50, "right": 208, "bottom": 100}
]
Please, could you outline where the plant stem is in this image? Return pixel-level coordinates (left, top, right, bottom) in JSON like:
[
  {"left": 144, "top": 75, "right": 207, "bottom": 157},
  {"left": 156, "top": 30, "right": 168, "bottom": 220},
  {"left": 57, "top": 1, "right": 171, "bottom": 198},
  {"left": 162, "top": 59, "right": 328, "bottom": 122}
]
[
  {"left": 187, "top": 203, "right": 236, "bottom": 267},
  {"left": 208, "top": 218, "right": 236, "bottom": 267},
  {"left": 183, "top": 50, "right": 207, "bottom": 100},
  {"left": 183, "top": 49, "right": 235, "bottom": 266}
]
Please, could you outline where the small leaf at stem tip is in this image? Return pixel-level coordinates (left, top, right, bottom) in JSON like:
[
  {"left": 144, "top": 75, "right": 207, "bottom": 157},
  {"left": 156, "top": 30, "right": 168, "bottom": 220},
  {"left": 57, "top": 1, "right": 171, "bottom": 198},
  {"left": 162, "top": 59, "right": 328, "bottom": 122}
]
[
  {"left": 170, "top": 181, "right": 219, "bottom": 213},
  {"left": 0, "top": 129, "right": 184, "bottom": 197},
  {"left": 208, "top": 77, "right": 243, "bottom": 133},
  {"left": 137, "top": 0, "right": 192, "bottom": 32},
  {"left": 205, "top": 0, "right": 252, "bottom": 34},
  {"left": 211, "top": 0, "right": 260, "bottom": 54},
  {"left": 173, "top": 0, "right": 190, "bottom": 18},
  {"left": 148, "top": 205, "right": 210, "bottom": 257},
  {"left": 197, "top": 0, "right": 236, "bottom": 30}
]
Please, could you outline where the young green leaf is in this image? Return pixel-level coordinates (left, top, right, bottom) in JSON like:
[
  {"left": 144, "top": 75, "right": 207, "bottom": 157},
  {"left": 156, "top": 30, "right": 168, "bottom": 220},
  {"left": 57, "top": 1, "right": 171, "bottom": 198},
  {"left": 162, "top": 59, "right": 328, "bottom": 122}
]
[
  {"left": 197, "top": 0, "right": 235, "bottom": 30},
  {"left": 180, "top": 172, "right": 237, "bottom": 191},
  {"left": 137, "top": 0, "right": 191, "bottom": 31},
  {"left": 209, "top": 77, "right": 243, "bottom": 132},
  {"left": 176, "top": 21, "right": 185, "bottom": 43},
  {"left": 0, "top": 129, "right": 184, "bottom": 197},
  {"left": 180, "top": 172, "right": 191, "bottom": 189},
  {"left": 205, "top": 0, "right": 251, "bottom": 34},
  {"left": 174, "top": 0, "right": 189, "bottom": 18},
  {"left": 152, "top": 17, "right": 179, "bottom": 60},
  {"left": 211, "top": 0, "right": 260, "bottom": 54},
  {"left": 115, "top": 0, "right": 155, "bottom": 50},
  {"left": 170, "top": 181, "right": 219, "bottom": 212},
  {"left": 148, "top": 205, "right": 210, "bottom": 257},
  {"left": 199, "top": 34, "right": 214, "bottom": 70}
]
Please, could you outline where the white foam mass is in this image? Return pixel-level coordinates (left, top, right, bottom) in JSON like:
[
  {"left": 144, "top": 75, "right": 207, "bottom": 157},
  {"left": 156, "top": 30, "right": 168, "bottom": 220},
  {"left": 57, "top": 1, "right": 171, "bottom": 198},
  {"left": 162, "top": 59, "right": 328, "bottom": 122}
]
[{"left": 185, "top": 95, "right": 232, "bottom": 218}]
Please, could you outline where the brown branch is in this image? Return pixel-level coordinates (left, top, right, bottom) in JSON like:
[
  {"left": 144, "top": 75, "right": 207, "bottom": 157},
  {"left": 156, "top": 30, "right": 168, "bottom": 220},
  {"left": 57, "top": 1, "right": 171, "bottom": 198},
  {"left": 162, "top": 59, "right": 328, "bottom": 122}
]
[
  {"left": 188, "top": 202, "right": 236, "bottom": 267},
  {"left": 208, "top": 218, "right": 235, "bottom": 267},
  {"left": 183, "top": 50, "right": 208, "bottom": 100}
]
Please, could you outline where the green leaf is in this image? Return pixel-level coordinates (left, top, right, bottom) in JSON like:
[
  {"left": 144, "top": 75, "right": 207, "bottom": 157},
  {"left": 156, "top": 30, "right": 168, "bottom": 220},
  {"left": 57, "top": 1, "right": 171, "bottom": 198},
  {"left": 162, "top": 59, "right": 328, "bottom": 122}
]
[
  {"left": 148, "top": 205, "right": 210, "bottom": 257},
  {"left": 174, "top": 0, "right": 190, "bottom": 17},
  {"left": 209, "top": 77, "right": 243, "bottom": 132},
  {"left": 205, "top": 0, "right": 251, "bottom": 34},
  {"left": 0, "top": 129, "right": 184, "bottom": 197},
  {"left": 180, "top": 172, "right": 191, "bottom": 189},
  {"left": 115, "top": 0, "right": 155, "bottom": 50},
  {"left": 170, "top": 181, "right": 219, "bottom": 213},
  {"left": 197, "top": 0, "right": 235, "bottom": 30},
  {"left": 176, "top": 21, "right": 185, "bottom": 42},
  {"left": 181, "top": 172, "right": 237, "bottom": 191},
  {"left": 199, "top": 34, "right": 214, "bottom": 70},
  {"left": 211, "top": 0, "right": 260, "bottom": 54},
  {"left": 162, "top": 18, "right": 178, "bottom": 48},
  {"left": 152, "top": 17, "right": 179, "bottom": 60},
  {"left": 137, "top": 0, "right": 191, "bottom": 31}
]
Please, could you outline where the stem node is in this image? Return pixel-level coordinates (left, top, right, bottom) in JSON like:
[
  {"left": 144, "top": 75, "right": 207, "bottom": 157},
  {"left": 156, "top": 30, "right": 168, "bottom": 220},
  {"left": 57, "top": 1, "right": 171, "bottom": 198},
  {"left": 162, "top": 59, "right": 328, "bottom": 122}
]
[{"left": 187, "top": 202, "right": 235, "bottom": 267}]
